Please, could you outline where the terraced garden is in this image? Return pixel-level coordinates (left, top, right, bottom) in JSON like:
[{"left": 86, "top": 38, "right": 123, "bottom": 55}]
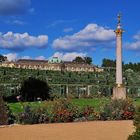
[{"left": 0, "top": 67, "right": 140, "bottom": 100}]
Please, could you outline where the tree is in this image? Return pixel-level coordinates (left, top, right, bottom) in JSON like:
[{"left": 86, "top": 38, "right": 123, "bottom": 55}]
[
  {"left": 102, "top": 58, "right": 116, "bottom": 67},
  {"left": 84, "top": 57, "right": 92, "bottom": 65},
  {"left": 72, "top": 56, "right": 85, "bottom": 63},
  {"left": 0, "top": 55, "right": 7, "bottom": 62},
  {"left": 124, "top": 62, "right": 140, "bottom": 72},
  {"left": 19, "top": 77, "right": 50, "bottom": 101},
  {"left": 72, "top": 56, "right": 92, "bottom": 64}
]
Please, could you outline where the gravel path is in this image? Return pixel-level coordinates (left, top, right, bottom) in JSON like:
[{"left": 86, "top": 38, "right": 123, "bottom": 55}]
[{"left": 0, "top": 121, "right": 134, "bottom": 140}]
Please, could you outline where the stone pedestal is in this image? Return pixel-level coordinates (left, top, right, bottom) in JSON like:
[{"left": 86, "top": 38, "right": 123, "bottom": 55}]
[{"left": 112, "top": 86, "right": 126, "bottom": 100}]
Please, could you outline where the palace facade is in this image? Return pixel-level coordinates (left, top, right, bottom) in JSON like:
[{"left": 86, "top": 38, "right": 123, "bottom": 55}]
[{"left": 0, "top": 57, "right": 103, "bottom": 72}]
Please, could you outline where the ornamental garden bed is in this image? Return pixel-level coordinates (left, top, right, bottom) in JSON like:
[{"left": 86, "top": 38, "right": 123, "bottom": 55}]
[{"left": 2, "top": 98, "right": 135, "bottom": 125}]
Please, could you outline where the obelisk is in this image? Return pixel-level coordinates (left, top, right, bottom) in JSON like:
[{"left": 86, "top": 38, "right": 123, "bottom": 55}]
[{"left": 113, "top": 14, "right": 126, "bottom": 100}]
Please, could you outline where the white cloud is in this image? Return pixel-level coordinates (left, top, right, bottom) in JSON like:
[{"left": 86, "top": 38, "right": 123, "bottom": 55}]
[
  {"left": 4, "top": 53, "right": 18, "bottom": 61},
  {"left": 35, "top": 56, "right": 46, "bottom": 60},
  {"left": 20, "top": 55, "right": 46, "bottom": 60},
  {"left": 125, "top": 42, "right": 140, "bottom": 51},
  {"left": 53, "top": 23, "right": 115, "bottom": 51},
  {"left": 0, "top": 32, "right": 48, "bottom": 51},
  {"left": 52, "top": 52, "right": 87, "bottom": 61},
  {"left": 0, "top": 0, "right": 32, "bottom": 15},
  {"left": 133, "top": 32, "right": 140, "bottom": 40},
  {"left": 125, "top": 32, "right": 140, "bottom": 51},
  {"left": 3, "top": 54, "right": 47, "bottom": 61},
  {"left": 4, "top": 52, "right": 86, "bottom": 62}
]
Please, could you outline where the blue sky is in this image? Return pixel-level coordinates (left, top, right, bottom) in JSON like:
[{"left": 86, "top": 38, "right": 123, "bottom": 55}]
[{"left": 0, "top": 0, "right": 140, "bottom": 65}]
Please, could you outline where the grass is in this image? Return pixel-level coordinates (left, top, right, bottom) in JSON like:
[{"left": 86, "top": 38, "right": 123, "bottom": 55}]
[
  {"left": 71, "top": 98, "right": 110, "bottom": 111},
  {"left": 8, "top": 98, "right": 140, "bottom": 115},
  {"left": 132, "top": 98, "right": 140, "bottom": 106},
  {"left": 8, "top": 98, "right": 110, "bottom": 115},
  {"left": 8, "top": 101, "right": 44, "bottom": 115}
]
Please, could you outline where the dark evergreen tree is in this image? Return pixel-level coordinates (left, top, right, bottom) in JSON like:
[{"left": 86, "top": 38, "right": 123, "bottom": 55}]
[{"left": 19, "top": 77, "right": 50, "bottom": 101}]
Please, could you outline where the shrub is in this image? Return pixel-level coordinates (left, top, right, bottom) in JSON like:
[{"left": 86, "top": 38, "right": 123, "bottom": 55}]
[
  {"left": 18, "top": 99, "right": 99, "bottom": 124},
  {"left": 0, "top": 91, "right": 15, "bottom": 125},
  {"left": 49, "top": 99, "right": 100, "bottom": 122},
  {"left": 7, "top": 106, "right": 15, "bottom": 124},
  {"left": 100, "top": 99, "right": 135, "bottom": 120},
  {"left": 50, "top": 99, "right": 80, "bottom": 123},
  {"left": 81, "top": 106, "right": 97, "bottom": 121},
  {"left": 18, "top": 99, "right": 135, "bottom": 125},
  {"left": 18, "top": 106, "right": 40, "bottom": 124},
  {"left": 128, "top": 107, "right": 140, "bottom": 140},
  {"left": 18, "top": 99, "right": 78, "bottom": 124},
  {"left": 36, "top": 107, "right": 50, "bottom": 124},
  {"left": 0, "top": 95, "right": 8, "bottom": 125}
]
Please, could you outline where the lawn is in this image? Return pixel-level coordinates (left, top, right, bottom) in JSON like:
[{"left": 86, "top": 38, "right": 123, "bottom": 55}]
[
  {"left": 8, "top": 98, "right": 140, "bottom": 115},
  {"left": 71, "top": 98, "right": 110, "bottom": 110},
  {"left": 8, "top": 101, "right": 45, "bottom": 114},
  {"left": 132, "top": 98, "right": 140, "bottom": 106}
]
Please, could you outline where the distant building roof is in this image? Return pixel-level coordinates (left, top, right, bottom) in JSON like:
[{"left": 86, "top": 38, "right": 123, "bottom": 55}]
[
  {"left": 48, "top": 57, "right": 62, "bottom": 63},
  {"left": 17, "top": 59, "right": 48, "bottom": 64}
]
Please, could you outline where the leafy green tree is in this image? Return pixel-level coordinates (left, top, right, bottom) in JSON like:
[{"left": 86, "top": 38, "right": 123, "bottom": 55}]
[
  {"left": 84, "top": 57, "right": 92, "bottom": 65},
  {"left": 0, "top": 55, "right": 7, "bottom": 62},
  {"left": 102, "top": 58, "right": 116, "bottom": 67},
  {"left": 72, "top": 56, "right": 85, "bottom": 63},
  {"left": 102, "top": 58, "right": 140, "bottom": 72},
  {"left": 124, "top": 62, "right": 140, "bottom": 72},
  {"left": 19, "top": 77, "right": 50, "bottom": 101},
  {"left": 72, "top": 56, "right": 92, "bottom": 64}
]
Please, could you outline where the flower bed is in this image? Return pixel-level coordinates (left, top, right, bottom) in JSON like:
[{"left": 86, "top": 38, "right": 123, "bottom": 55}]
[{"left": 16, "top": 98, "right": 135, "bottom": 125}]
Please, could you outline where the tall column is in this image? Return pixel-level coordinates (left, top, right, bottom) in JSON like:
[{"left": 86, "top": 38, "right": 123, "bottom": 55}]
[
  {"left": 116, "top": 32, "right": 122, "bottom": 85},
  {"left": 113, "top": 14, "right": 126, "bottom": 100}
]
